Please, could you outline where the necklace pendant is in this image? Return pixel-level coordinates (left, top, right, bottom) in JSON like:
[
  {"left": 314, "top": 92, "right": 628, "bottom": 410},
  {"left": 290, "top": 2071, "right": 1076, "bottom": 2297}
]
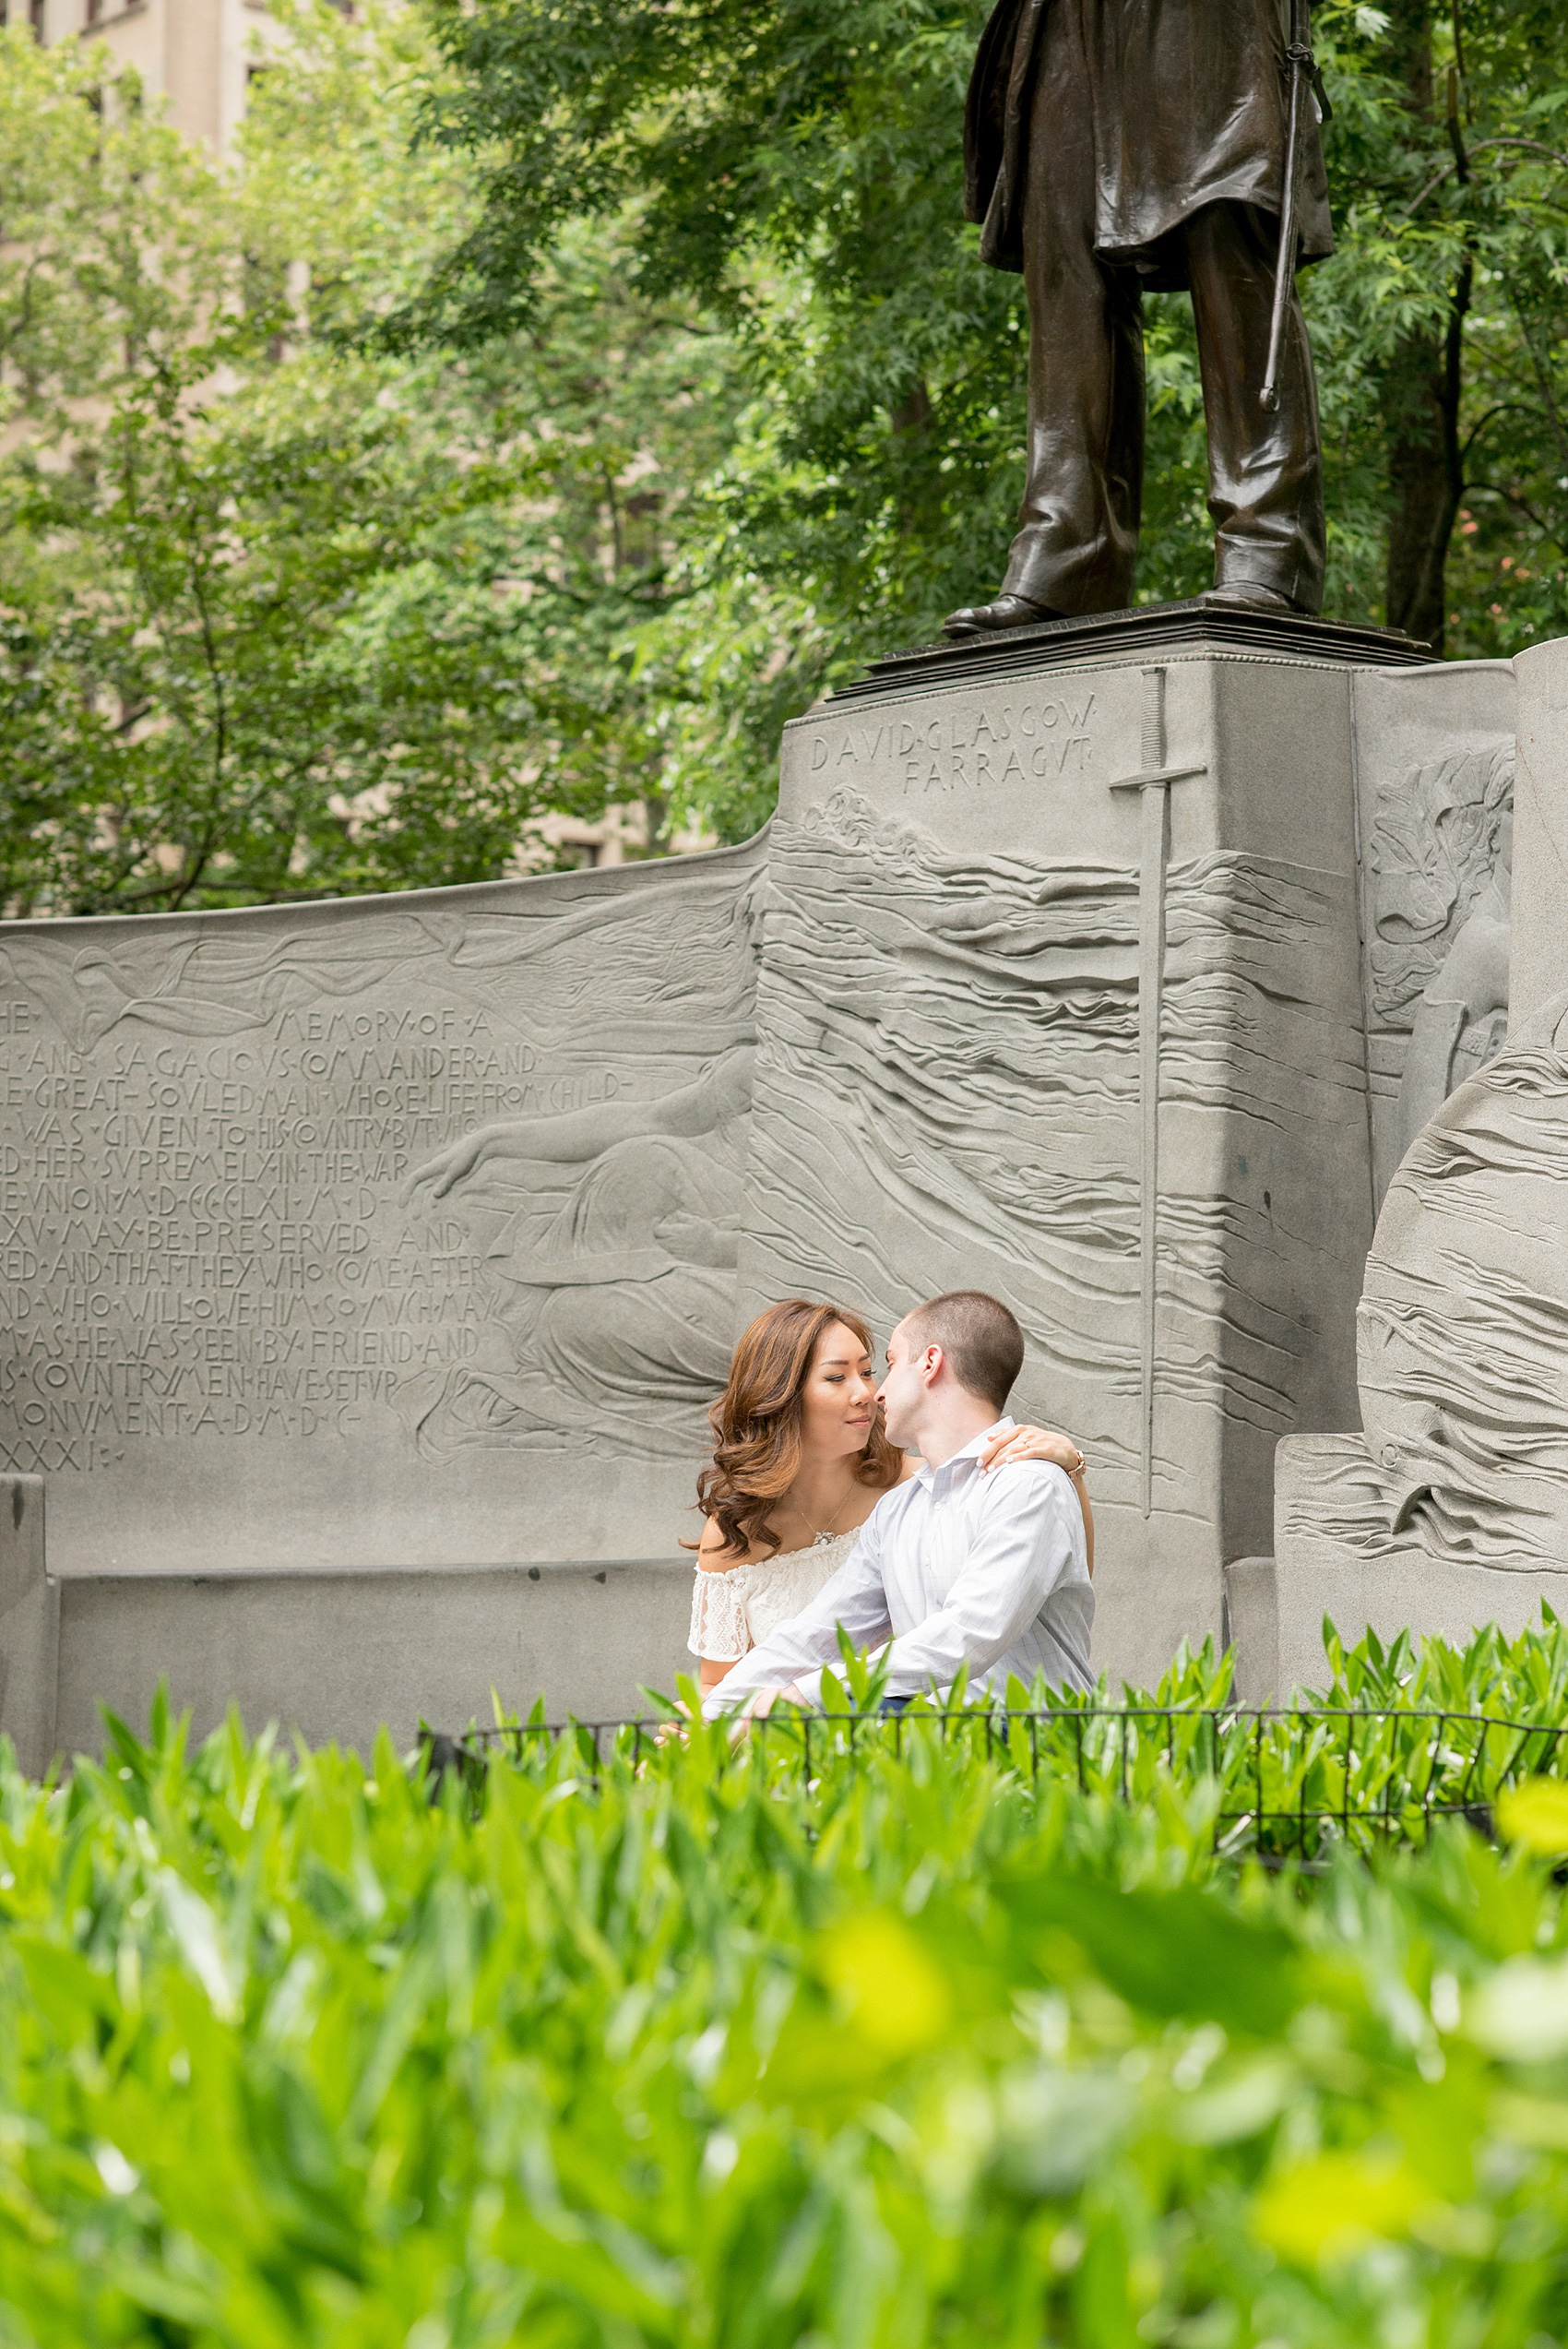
[{"left": 813, "top": 1530, "right": 835, "bottom": 1548}]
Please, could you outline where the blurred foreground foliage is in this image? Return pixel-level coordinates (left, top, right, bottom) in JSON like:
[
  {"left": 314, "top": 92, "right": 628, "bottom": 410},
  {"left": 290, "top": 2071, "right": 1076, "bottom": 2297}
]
[{"left": 8, "top": 1617, "right": 1568, "bottom": 2342}]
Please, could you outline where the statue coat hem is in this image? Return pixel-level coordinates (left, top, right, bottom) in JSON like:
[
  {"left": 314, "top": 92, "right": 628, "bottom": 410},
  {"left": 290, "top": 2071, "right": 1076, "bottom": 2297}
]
[{"left": 964, "top": 0, "right": 1336, "bottom": 285}]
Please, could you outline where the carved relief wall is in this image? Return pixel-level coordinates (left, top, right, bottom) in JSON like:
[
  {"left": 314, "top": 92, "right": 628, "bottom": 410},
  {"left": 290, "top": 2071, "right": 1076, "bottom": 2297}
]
[
  {"left": 740, "top": 670, "right": 1376, "bottom": 1683},
  {"left": 743, "top": 783, "right": 1371, "bottom": 1455},
  {"left": 738, "top": 786, "right": 1142, "bottom": 1422},
  {"left": 1263, "top": 641, "right": 1568, "bottom": 1697},
  {"left": 0, "top": 841, "right": 765, "bottom": 1575},
  {"left": 1358, "top": 984, "right": 1568, "bottom": 1568},
  {"left": 1272, "top": 978, "right": 1568, "bottom": 1675},
  {"left": 1351, "top": 663, "right": 1517, "bottom": 1204},
  {"left": 3, "top": 627, "right": 1535, "bottom": 1693},
  {"left": 1368, "top": 740, "right": 1513, "bottom": 1163},
  {"left": 398, "top": 1039, "right": 754, "bottom": 1463},
  {"left": 1279, "top": 642, "right": 1568, "bottom": 1602}
]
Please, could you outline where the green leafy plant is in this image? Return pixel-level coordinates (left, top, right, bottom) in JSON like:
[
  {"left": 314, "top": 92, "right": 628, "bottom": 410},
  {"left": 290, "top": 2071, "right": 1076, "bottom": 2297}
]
[
  {"left": 7, "top": 1616, "right": 1568, "bottom": 2342},
  {"left": 477, "top": 1612, "right": 1568, "bottom": 1866}
]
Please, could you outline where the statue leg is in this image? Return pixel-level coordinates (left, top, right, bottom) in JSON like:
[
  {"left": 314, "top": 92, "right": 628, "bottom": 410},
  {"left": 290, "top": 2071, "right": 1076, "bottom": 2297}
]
[
  {"left": 1184, "top": 200, "right": 1326, "bottom": 615},
  {"left": 944, "top": 0, "right": 1142, "bottom": 637}
]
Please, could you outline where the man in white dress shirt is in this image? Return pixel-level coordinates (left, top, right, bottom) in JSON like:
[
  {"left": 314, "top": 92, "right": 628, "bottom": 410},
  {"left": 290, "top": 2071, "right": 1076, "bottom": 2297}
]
[{"left": 701, "top": 1290, "right": 1093, "bottom": 1719}]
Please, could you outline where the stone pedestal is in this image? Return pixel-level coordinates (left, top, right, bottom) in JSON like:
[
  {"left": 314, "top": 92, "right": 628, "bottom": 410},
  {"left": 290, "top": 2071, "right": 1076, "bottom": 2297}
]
[
  {"left": 1515, "top": 640, "right": 1568, "bottom": 1026},
  {"left": 738, "top": 605, "right": 1424, "bottom": 1687},
  {"left": 1259, "top": 633, "right": 1568, "bottom": 1695},
  {"left": 0, "top": 1477, "right": 53, "bottom": 1775},
  {"left": 2, "top": 590, "right": 1550, "bottom": 1747}
]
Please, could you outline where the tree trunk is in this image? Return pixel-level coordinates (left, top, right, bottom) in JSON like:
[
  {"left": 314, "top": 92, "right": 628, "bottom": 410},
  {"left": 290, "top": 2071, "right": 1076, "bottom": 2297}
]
[
  {"left": 1381, "top": 1, "right": 1467, "bottom": 653},
  {"left": 643, "top": 789, "right": 669, "bottom": 857},
  {"left": 889, "top": 376, "right": 934, "bottom": 537},
  {"left": 1384, "top": 272, "right": 1470, "bottom": 651}
]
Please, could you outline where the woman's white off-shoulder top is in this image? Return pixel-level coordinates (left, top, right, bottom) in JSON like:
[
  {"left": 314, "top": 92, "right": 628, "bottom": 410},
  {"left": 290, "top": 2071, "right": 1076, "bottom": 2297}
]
[{"left": 688, "top": 1529, "right": 861, "bottom": 1663}]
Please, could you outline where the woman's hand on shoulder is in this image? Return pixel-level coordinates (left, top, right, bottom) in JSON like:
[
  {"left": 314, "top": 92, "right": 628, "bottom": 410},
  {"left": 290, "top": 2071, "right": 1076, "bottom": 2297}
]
[
  {"left": 980, "top": 1425, "right": 1087, "bottom": 1479},
  {"left": 696, "top": 1514, "right": 749, "bottom": 1573}
]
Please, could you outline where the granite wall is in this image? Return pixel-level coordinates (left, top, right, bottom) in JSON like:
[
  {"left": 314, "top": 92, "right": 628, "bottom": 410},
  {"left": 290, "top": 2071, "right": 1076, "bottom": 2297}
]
[
  {"left": 2, "top": 608, "right": 1557, "bottom": 1750},
  {"left": 0, "top": 839, "right": 766, "bottom": 1580}
]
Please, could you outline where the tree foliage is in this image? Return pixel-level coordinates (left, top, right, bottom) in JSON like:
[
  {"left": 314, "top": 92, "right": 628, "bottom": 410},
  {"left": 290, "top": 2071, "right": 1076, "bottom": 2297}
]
[
  {"left": 416, "top": 0, "right": 1568, "bottom": 677},
  {"left": 0, "top": 12, "right": 745, "bottom": 913},
  {"left": 6, "top": 0, "right": 1566, "bottom": 904}
]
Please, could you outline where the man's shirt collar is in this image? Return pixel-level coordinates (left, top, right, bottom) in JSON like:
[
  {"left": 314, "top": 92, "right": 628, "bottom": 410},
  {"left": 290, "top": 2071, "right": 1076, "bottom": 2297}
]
[{"left": 913, "top": 1416, "right": 1016, "bottom": 1489}]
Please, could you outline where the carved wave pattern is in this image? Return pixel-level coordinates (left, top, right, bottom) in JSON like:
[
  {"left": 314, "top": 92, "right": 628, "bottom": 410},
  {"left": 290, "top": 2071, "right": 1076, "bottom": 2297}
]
[
  {"left": 742, "top": 793, "right": 1363, "bottom": 1495},
  {"left": 1358, "top": 986, "right": 1568, "bottom": 1568},
  {"left": 0, "top": 872, "right": 762, "bottom": 1067},
  {"left": 0, "top": 848, "right": 766, "bottom": 1496}
]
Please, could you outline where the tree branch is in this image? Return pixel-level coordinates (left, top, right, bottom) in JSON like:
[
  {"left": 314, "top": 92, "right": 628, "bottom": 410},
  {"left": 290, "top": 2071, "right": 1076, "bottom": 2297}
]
[{"left": 1403, "top": 137, "right": 1568, "bottom": 219}]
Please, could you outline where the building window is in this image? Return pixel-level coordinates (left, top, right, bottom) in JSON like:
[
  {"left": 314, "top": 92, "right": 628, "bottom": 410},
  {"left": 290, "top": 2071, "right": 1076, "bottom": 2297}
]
[
  {"left": 86, "top": 0, "right": 103, "bottom": 21},
  {"left": 30, "top": 0, "right": 47, "bottom": 41}
]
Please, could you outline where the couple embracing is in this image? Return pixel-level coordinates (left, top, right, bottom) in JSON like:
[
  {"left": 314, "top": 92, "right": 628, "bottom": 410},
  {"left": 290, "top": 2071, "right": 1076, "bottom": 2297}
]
[{"left": 688, "top": 1290, "right": 1094, "bottom": 1720}]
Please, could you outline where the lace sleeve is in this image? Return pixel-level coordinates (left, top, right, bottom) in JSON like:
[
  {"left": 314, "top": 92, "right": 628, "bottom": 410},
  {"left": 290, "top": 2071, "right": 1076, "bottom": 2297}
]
[{"left": 689, "top": 1566, "right": 752, "bottom": 1662}]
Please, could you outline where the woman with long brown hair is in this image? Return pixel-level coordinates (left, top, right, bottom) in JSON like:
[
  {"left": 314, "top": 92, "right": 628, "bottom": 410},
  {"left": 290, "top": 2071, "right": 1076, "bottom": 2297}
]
[{"left": 689, "top": 1299, "right": 1092, "bottom": 1693}]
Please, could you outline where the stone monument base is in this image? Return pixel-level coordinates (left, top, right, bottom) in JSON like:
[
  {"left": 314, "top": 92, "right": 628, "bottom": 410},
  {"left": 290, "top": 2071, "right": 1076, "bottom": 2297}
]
[
  {"left": 744, "top": 600, "right": 1437, "bottom": 1689},
  {"left": 0, "top": 1477, "right": 691, "bottom": 1774},
  {"left": 0, "top": 602, "right": 1552, "bottom": 1759},
  {"left": 1222, "top": 1435, "right": 1568, "bottom": 1703}
]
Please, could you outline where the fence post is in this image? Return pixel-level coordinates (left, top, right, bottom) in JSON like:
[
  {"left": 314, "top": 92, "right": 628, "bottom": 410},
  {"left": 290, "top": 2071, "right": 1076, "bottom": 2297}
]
[{"left": 458, "top": 1701, "right": 1550, "bottom": 1858}]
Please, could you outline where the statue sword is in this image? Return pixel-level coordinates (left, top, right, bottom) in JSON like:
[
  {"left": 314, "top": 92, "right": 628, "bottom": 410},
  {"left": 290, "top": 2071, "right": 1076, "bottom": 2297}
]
[
  {"left": 1261, "top": 0, "right": 1331, "bottom": 414},
  {"left": 1111, "top": 669, "right": 1207, "bottom": 1518}
]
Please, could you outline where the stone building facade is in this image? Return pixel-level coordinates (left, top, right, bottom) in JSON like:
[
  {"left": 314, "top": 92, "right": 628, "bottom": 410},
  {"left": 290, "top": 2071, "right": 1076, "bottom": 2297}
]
[{"left": 18, "top": 0, "right": 284, "bottom": 156}]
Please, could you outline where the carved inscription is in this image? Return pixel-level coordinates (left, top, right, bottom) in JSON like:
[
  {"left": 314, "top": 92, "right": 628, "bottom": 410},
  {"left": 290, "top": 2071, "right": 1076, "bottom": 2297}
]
[
  {"left": 0, "top": 861, "right": 762, "bottom": 1482},
  {"left": 806, "top": 693, "right": 1101, "bottom": 796},
  {"left": 0, "top": 1004, "right": 552, "bottom": 1473}
]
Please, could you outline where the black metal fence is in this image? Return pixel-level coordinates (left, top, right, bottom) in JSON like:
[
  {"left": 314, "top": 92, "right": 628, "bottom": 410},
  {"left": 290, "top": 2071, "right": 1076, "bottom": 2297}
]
[{"left": 423, "top": 1702, "right": 1568, "bottom": 1861}]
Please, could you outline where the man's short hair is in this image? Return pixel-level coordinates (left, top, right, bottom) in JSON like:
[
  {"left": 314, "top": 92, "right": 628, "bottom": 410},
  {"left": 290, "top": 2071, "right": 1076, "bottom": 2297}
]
[{"left": 900, "top": 1290, "right": 1024, "bottom": 1412}]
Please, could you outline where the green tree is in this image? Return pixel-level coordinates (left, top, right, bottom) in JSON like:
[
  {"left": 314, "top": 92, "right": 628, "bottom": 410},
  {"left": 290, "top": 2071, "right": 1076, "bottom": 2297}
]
[
  {"left": 412, "top": 0, "right": 1568, "bottom": 695},
  {"left": 1308, "top": 1, "right": 1568, "bottom": 650},
  {"left": 409, "top": 0, "right": 1031, "bottom": 660},
  {"left": 0, "top": 9, "right": 751, "bottom": 912},
  {"left": 12, "top": 1, "right": 1563, "bottom": 899},
  {"left": 0, "top": 18, "right": 512, "bottom": 912}
]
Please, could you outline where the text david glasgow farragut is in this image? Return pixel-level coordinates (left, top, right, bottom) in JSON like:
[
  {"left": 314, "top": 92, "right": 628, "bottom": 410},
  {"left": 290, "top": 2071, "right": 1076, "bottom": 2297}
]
[{"left": 807, "top": 692, "right": 1101, "bottom": 795}]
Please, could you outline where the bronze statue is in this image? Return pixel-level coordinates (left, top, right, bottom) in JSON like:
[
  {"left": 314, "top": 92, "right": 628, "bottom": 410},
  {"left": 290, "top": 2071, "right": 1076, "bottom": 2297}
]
[{"left": 946, "top": 0, "right": 1334, "bottom": 638}]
